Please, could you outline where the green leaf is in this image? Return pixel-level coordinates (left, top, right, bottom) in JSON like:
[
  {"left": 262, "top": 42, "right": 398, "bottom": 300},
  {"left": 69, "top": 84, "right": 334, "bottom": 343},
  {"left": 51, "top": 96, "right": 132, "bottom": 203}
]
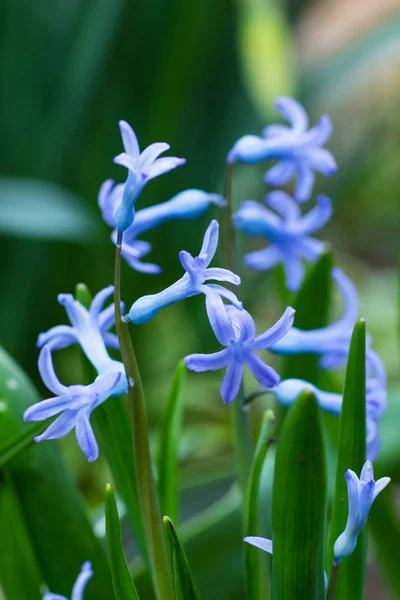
[
  {"left": 237, "top": 0, "right": 295, "bottom": 120},
  {"left": 272, "top": 391, "right": 326, "bottom": 600},
  {"left": 326, "top": 320, "right": 367, "bottom": 598},
  {"left": 75, "top": 284, "right": 147, "bottom": 561},
  {"left": 0, "top": 177, "right": 100, "bottom": 242},
  {"left": 0, "top": 344, "right": 114, "bottom": 599},
  {"left": 0, "top": 421, "right": 47, "bottom": 468},
  {"left": 281, "top": 250, "right": 333, "bottom": 384},
  {"left": 105, "top": 483, "right": 141, "bottom": 600},
  {"left": 244, "top": 410, "right": 275, "bottom": 600},
  {"left": 163, "top": 516, "right": 201, "bottom": 600},
  {"left": 158, "top": 361, "right": 186, "bottom": 525},
  {"left": 0, "top": 474, "right": 43, "bottom": 599}
]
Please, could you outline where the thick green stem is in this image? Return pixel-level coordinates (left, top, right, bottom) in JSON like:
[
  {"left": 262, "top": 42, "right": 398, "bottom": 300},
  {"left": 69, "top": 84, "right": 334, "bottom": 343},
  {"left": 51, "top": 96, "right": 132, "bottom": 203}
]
[
  {"left": 114, "top": 231, "right": 173, "bottom": 600},
  {"left": 223, "top": 163, "right": 253, "bottom": 499}
]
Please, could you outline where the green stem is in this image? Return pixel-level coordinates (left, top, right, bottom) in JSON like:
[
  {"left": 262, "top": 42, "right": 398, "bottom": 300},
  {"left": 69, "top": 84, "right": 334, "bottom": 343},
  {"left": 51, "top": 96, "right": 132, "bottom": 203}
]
[
  {"left": 223, "top": 163, "right": 253, "bottom": 499},
  {"left": 327, "top": 562, "right": 340, "bottom": 600},
  {"left": 114, "top": 230, "right": 174, "bottom": 600}
]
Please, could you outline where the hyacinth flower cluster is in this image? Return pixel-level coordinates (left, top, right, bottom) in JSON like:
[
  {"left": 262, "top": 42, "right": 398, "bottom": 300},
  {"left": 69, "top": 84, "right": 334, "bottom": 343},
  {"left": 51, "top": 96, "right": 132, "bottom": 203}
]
[{"left": 19, "top": 99, "right": 393, "bottom": 599}]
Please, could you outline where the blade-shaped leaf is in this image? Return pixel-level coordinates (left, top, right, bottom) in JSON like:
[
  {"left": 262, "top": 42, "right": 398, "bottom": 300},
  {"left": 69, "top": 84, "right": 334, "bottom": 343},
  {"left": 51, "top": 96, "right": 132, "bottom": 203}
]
[
  {"left": 0, "top": 344, "right": 114, "bottom": 599},
  {"left": 0, "top": 421, "right": 47, "bottom": 468},
  {"left": 326, "top": 320, "right": 366, "bottom": 598},
  {"left": 244, "top": 410, "right": 275, "bottom": 600},
  {"left": 272, "top": 391, "right": 326, "bottom": 599},
  {"left": 158, "top": 361, "right": 186, "bottom": 525},
  {"left": 0, "top": 473, "right": 43, "bottom": 599},
  {"left": 163, "top": 516, "right": 201, "bottom": 600},
  {"left": 105, "top": 483, "right": 141, "bottom": 600}
]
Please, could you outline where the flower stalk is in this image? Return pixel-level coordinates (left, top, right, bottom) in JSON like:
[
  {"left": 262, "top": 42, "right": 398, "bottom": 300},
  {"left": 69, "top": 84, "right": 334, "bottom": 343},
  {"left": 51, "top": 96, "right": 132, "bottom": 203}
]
[{"left": 114, "top": 230, "right": 173, "bottom": 600}]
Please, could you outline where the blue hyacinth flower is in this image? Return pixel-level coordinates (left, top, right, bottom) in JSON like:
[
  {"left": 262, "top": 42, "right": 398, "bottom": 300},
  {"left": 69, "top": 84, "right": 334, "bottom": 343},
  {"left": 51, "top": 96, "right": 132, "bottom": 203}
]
[
  {"left": 112, "top": 120, "right": 186, "bottom": 231},
  {"left": 233, "top": 191, "right": 332, "bottom": 292},
  {"left": 184, "top": 298, "right": 295, "bottom": 404},
  {"left": 99, "top": 181, "right": 225, "bottom": 273},
  {"left": 333, "top": 461, "right": 390, "bottom": 563},
  {"left": 37, "top": 286, "right": 125, "bottom": 379},
  {"left": 270, "top": 268, "right": 360, "bottom": 369},
  {"left": 43, "top": 561, "right": 93, "bottom": 600},
  {"left": 228, "top": 97, "right": 337, "bottom": 202},
  {"left": 24, "top": 347, "right": 123, "bottom": 461},
  {"left": 127, "top": 219, "right": 242, "bottom": 324}
]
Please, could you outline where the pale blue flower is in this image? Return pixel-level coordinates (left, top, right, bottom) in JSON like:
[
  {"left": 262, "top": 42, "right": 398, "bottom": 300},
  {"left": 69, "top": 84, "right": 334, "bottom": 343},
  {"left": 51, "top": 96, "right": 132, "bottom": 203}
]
[
  {"left": 228, "top": 97, "right": 337, "bottom": 202},
  {"left": 127, "top": 219, "right": 241, "bottom": 324},
  {"left": 99, "top": 181, "right": 225, "bottom": 273},
  {"left": 43, "top": 561, "right": 93, "bottom": 600},
  {"left": 233, "top": 191, "right": 331, "bottom": 291},
  {"left": 24, "top": 347, "right": 123, "bottom": 461},
  {"left": 333, "top": 461, "right": 390, "bottom": 563},
  {"left": 112, "top": 121, "right": 185, "bottom": 231},
  {"left": 270, "top": 268, "right": 359, "bottom": 369},
  {"left": 184, "top": 299, "right": 295, "bottom": 404},
  {"left": 37, "top": 286, "right": 125, "bottom": 380}
]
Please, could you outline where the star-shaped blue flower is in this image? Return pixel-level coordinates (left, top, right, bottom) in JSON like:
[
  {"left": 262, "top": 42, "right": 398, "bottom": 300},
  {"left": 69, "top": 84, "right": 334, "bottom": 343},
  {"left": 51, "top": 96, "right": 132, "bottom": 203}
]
[
  {"left": 43, "top": 561, "right": 93, "bottom": 600},
  {"left": 24, "top": 347, "right": 123, "bottom": 461},
  {"left": 112, "top": 121, "right": 185, "bottom": 231},
  {"left": 184, "top": 297, "right": 295, "bottom": 404},
  {"left": 334, "top": 461, "right": 390, "bottom": 563},
  {"left": 233, "top": 191, "right": 332, "bottom": 292},
  {"left": 99, "top": 180, "right": 225, "bottom": 274},
  {"left": 127, "top": 219, "right": 242, "bottom": 324},
  {"left": 228, "top": 97, "right": 336, "bottom": 202}
]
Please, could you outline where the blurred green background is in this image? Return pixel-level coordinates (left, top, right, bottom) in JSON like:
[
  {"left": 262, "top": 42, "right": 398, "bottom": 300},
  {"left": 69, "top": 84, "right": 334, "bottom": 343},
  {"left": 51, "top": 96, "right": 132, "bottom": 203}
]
[{"left": 1, "top": 0, "right": 400, "bottom": 597}]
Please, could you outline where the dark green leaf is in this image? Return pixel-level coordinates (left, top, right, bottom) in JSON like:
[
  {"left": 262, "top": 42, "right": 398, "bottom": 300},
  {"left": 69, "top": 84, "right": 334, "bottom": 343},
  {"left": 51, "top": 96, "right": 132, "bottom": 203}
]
[
  {"left": 272, "top": 391, "right": 326, "bottom": 600},
  {"left": 244, "top": 410, "right": 275, "bottom": 600},
  {"left": 327, "top": 320, "right": 367, "bottom": 598},
  {"left": 158, "top": 361, "right": 186, "bottom": 524},
  {"left": 105, "top": 483, "right": 141, "bottom": 600},
  {"left": 163, "top": 516, "right": 201, "bottom": 600},
  {"left": 0, "top": 344, "right": 114, "bottom": 599},
  {"left": 0, "top": 474, "right": 43, "bottom": 599},
  {"left": 0, "top": 421, "right": 47, "bottom": 468}
]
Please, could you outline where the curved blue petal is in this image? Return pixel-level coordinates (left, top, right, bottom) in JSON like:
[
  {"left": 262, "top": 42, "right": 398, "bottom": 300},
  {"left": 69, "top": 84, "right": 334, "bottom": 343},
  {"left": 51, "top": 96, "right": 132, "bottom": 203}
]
[
  {"left": 244, "top": 536, "right": 273, "bottom": 554},
  {"left": 72, "top": 562, "right": 93, "bottom": 600},
  {"left": 76, "top": 407, "right": 99, "bottom": 462},
  {"left": 220, "top": 360, "right": 243, "bottom": 404},
  {"left": 250, "top": 307, "right": 295, "bottom": 350},
  {"left": 274, "top": 96, "right": 308, "bottom": 131},
  {"left": 244, "top": 350, "right": 280, "bottom": 388},
  {"left": 184, "top": 349, "right": 230, "bottom": 372}
]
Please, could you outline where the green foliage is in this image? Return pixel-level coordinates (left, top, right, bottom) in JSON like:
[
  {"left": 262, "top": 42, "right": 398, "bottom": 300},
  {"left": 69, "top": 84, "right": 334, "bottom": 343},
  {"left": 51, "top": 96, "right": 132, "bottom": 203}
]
[
  {"left": 158, "top": 361, "right": 187, "bottom": 525},
  {"left": 0, "top": 344, "right": 114, "bottom": 599},
  {"left": 105, "top": 483, "right": 141, "bottom": 600},
  {"left": 272, "top": 391, "right": 326, "bottom": 599},
  {"left": 326, "top": 320, "right": 366, "bottom": 598},
  {"left": 244, "top": 410, "right": 275, "bottom": 600},
  {"left": 163, "top": 516, "right": 201, "bottom": 600}
]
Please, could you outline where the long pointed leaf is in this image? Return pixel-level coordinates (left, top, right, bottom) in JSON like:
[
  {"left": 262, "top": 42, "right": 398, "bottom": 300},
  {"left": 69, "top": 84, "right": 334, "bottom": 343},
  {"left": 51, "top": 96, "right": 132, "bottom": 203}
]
[
  {"left": 327, "top": 319, "right": 367, "bottom": 598},
  {"left": 272, "top": 391, "right": 326, "bottom": 599},
  {"left": 163, "top": 516, "right": 201, "bottom": 600},
  {"left": 105, "top": 483, "right": 141, "bottom": 600},
  {"left": 244, "top": 410, "right": 275, "bottom": 600}
]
